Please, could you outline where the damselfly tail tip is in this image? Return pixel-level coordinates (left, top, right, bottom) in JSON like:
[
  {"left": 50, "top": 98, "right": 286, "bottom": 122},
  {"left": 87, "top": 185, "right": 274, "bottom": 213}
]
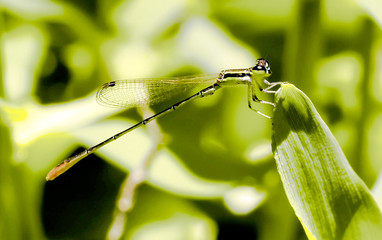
[
  {"left": 46, "top": 169, "right": 58, "bottom": 181},
  {"left": 46, "top": 161, "right": 67, "bottom": 181}
]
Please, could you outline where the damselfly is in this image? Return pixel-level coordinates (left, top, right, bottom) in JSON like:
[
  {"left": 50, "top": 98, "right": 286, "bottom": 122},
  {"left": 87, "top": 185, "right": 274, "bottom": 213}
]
[{"left": 46, "top": 58, "right": 280, "bottom": 181}]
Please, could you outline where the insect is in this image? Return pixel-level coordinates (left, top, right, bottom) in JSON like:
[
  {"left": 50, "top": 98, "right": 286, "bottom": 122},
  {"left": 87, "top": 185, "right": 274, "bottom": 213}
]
[{"left": 46, "top": 58, "right": 280, "bottom": 180}]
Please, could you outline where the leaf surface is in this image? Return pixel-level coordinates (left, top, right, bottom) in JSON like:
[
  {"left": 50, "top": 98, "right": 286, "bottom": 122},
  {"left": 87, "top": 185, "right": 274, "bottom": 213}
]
[{"left": 272, "top": 84, "right": 382, "bottom": 239}]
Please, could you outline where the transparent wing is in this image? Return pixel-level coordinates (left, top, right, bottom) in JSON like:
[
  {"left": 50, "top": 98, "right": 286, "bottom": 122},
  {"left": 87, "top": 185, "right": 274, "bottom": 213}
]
[{"left": 96, "top": 74, "right": 218, "bottom": 108}]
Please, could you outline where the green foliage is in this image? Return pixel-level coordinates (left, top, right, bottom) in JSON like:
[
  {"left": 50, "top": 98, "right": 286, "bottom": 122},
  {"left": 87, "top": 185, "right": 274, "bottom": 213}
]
[
  {"left": 1, "top": 0, "right": 382, "bottom": 239},
  {"left": 272, "top": 84, "right": 382, "bottom": 239}
]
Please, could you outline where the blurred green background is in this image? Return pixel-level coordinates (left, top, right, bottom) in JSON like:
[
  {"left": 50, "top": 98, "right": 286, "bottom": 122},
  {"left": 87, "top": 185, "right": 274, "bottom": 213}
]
[{"left": 1, "top": 0, "right": 382, "bottom": 239}]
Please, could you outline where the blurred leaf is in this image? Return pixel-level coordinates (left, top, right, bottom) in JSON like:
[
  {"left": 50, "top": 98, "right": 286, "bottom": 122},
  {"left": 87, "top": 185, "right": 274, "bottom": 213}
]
[
  {"left": 0, "top": 109, "right": 20, "bottom": 240},
  {"left": 2, "top": 0, "right": 63, "bottom": 19},
  {"left": 11, "top": 93, "right": 118, "bottom": 153},
  {"left": 177, "top": 17, "right": 257, "bottom": 72},
  {"left": 223, "top": 186, "right": 266, "bottom": 215},
  {"left": 2, "top": 24, "right": 47, "bottom": 101},
  {"left": 316, "top": 53, "right": 361, "bottom": 110},
  {"left": 111, "top": 0, "right": 188, "bottom": 41},
  {"left": 372, "top": 172, "right": 382, "bottom": 212},
  {"left": 123, "top": 187, "right": 217, "bottom": 240},
  {"left": 355, "top": 0, "right": 382, "bottom": 28},
  {"left": 272, "top": 84, "right": 382, "bottom": 239},
  {"left": 127, "top": 214, "right": 215, "bottom": 240},
  {"left": 0, "top": 110, "right": 45, "bottom": 239}
]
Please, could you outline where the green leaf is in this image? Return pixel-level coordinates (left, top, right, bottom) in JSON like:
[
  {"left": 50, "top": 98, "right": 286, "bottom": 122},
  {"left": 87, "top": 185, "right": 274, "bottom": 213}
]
[
  {"left": 272, "top": 84, "right": 382, "bottom": 240},
  {"left": 121, "top": 187, "right": 217, "bottom": 240}
]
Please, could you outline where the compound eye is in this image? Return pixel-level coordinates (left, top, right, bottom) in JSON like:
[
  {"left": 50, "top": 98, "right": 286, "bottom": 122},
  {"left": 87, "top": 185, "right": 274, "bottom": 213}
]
[
  {"left": 253, "top": 58, "right": 271, "bottom": 75},
  {"left": 256, "top": 58, "right": 269, "bottom": 68}
]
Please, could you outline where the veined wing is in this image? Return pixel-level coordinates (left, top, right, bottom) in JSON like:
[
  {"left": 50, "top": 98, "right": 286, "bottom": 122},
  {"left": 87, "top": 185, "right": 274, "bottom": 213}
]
[{"left": 96, "top": 74, "right": 218, "bottom": 108}]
